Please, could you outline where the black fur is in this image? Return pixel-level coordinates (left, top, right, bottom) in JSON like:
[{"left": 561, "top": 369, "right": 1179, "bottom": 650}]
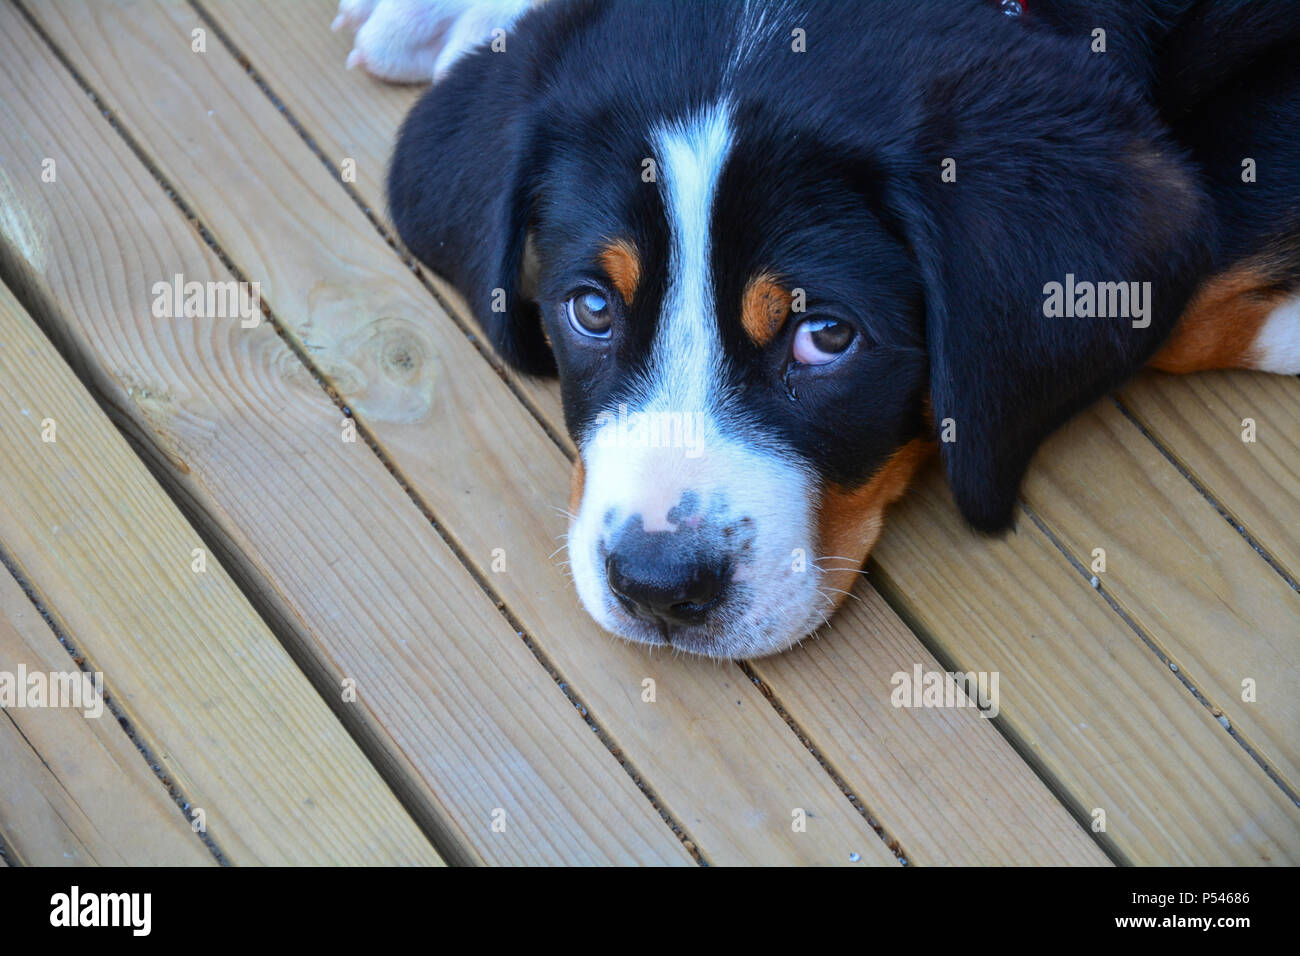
[{"left": 389, "top": 0, "right": 1298, "bottom": 532}]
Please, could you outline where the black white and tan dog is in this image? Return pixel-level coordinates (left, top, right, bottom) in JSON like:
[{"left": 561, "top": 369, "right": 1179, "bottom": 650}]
[{"left": 336, "top": 0, "right": 1300, "bottom": 658}]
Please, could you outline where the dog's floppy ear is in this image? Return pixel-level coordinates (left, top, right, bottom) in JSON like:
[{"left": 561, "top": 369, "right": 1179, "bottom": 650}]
[
  {"left": 898, "top": 44, "right": 1212, "bottom": 532},
  {"left": 389, "top": 41, "right": 555, "bottom": 374}
]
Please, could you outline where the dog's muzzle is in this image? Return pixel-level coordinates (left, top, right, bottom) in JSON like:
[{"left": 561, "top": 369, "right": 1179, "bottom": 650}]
[{"left": 566, "top": 417, "right": 829, "bottom": 658}]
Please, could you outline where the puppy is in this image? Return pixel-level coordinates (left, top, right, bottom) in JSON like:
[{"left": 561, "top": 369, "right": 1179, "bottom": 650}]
[{"left": 340, "top": 0, "right": 1300, "bottom": 658}]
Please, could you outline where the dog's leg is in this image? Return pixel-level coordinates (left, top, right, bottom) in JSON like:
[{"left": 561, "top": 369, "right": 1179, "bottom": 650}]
[
  {"left": 1249, "top": 297, "right": 1300, "bottom": 373},
  {"left": 1149, "top": 249, "right": 1300, "bottom": 374},
  {"left": 333, "top": 0, "right": 537, "bottom": 83}
]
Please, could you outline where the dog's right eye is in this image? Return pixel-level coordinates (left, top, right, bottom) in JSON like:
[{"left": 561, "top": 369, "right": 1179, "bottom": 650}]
[
  {"left": 791, "top": 317, "right": 856, "bottom": 366},
  {"left": 566, "top": 290, "right": 614, "bottom": 338}
]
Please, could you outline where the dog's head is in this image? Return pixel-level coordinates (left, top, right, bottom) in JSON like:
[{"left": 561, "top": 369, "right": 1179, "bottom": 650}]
[{"left": 390, "top": 0, "right": 1210, "bottom": 658}]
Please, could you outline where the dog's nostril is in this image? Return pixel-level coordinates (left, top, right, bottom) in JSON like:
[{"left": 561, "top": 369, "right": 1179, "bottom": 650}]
[{"left": 606, "top": 552, "right": 729, "bottom": 627}]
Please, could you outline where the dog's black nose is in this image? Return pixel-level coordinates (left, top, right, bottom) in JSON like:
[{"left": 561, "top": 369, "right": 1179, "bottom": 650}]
[{"left": 606, "top": 549, "right": 729, "bottom": 630}]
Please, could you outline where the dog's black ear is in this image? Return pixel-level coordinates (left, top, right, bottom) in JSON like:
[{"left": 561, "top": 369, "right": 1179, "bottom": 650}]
[
  {"left": 897, "top": 44, "right": 1212, "bottom": 532},
  {"left": 389, "top": 42, "right": 555, "bottom": 375}
]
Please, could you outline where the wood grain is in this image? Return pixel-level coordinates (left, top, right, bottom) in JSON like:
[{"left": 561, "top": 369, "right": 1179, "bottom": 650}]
[
  {"left": 1121, "top": 370, "right": 1300, "bottom": 579},
  {"left": 0, "top": 280, "right": 440, "bottom": 865},
  {"left": 0, "top": 5, "right": 690, "bottom": 866},
  {"left": 198, "top": 0, "right": 570, "bottom": 437},
  {"left": 756, "top": 590, "right": 1109, "bottom": 865},
  {"left": 1024, "top": 402, "right": 1300, "bottom": 791},
  {"left": 874, "top": 467, "right": 1298, "bottom": 864},
  {"left": 198, "top": 0, "right": 1300, "bottom": 863},
  {"left": 0, "top": 565, "right": 214, "bottom": 866}
]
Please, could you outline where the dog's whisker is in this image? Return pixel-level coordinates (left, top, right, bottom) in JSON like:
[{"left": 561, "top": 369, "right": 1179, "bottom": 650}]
[
  {"left": 818, "top": 585, "right": 862, "bottom": 605},
  {"left": 813, "top": 563, "right": 869, "bottom": 576}
]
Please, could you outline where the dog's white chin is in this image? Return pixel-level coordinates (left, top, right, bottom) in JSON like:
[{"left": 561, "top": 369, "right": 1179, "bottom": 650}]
[{"left": 582, "top": 598, "right": 833, "bottom": 661}]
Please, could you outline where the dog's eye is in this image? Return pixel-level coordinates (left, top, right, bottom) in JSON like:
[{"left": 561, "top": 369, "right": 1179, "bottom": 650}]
[
  {"left": 566, "top": 290, "right": 613, "bottom": 338},
  {"left": 791, "top": 317, "right": 855, "bottom": 365}
]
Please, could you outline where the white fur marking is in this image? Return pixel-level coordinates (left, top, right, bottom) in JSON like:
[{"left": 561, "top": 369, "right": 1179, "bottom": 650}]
[
  {"left": 644, "top": 102, "right": 734, "bottom": 418},
  {"left": 1250, "top": 294, "right": 1300, "bottom": 373},
  {"left": 334, "top": 0, "right": 533, "bottom": 82},
  {"left": 725, "top": 0, "right": 800, "bottom": 85}
]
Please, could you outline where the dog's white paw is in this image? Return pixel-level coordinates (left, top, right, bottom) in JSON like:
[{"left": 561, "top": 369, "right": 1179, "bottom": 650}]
[{"left": 333, "top": 0, "right": 534, "bottom": 83}]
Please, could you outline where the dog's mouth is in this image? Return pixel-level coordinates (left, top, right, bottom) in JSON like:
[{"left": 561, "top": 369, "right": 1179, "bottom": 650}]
[
  {"left": 564, "top": 456, "right": 845, "bottom": 659},
  {"left": 587, "top": 583, "right": 836, "bottom": 660}
]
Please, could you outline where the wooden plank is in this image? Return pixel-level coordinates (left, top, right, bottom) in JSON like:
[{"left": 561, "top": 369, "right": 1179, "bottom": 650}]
[
  {"left": 755, "top": 591, "right": 1109, "bottom": 865},
  {"left": 144, "top": 0, "right": 1112, "bottom": 864},
  {"left": 0, "top": 8, "right": 687, "bottom": 866},
  {"left": 197, "top": 0, "right": 1300, "bottom": 863},
  {"left": 0, "top": 566, "right": 214, "bottom": 866},
  {"left": 874, "top": 468, "right": 1299, "bottom": 864},
  {"left": 1023, "top": 402, "right": 1300, "bottom": 791},
  {"left": 17, "top": 0, "right": 902, "bottom": 866},
  {"left": 0, "top": 281, "right": 439, "bottom": 865},
  {"left": 203, "top": 0, "right": 571, "bottom": 433},
  {"left": 1120, "top": 370, "right": 1300, "bottom": 579}
]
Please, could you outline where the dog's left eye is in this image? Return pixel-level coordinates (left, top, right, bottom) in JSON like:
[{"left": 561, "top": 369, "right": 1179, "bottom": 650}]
[
  {"left": 791, "top": 317, "right": 856, "bottom": 366},
  {"left": 566, "top": 290, "right": 614, "bottom": 338}
]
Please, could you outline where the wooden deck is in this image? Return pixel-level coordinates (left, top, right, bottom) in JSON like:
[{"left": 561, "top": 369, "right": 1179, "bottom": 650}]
[{"left": 0, "top": 0, "right": 1295, "bottom": 866}]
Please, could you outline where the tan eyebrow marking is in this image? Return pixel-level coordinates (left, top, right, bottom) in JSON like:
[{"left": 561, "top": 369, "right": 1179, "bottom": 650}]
[
  {"left": 741, "top": 272, "right": 793, "bottom": 347},
  {"left": 599, "top": 239, "right": 641, "bottom": 305}
]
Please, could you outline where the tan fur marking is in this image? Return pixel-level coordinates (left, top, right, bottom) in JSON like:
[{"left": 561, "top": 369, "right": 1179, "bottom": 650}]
[
  {"left": 741, "top": 273, "right": 793, "bottom": 347},
  {"left": 1150, "top": 263, "right": 1286, "bottom": 373},
  {"left": 599, "top": 240, "right": 641, "bottom": 305},
  {"left": 816, "top": 439, "right": 935, "bottom": 608},
  {"left": 569, "top": 456, "right": 586, "bottom": 519}
]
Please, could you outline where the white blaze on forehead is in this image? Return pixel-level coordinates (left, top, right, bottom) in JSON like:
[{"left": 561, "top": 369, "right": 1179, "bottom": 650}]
[{"left": 647, "top": 101, "right": 734, "bottom": 416}]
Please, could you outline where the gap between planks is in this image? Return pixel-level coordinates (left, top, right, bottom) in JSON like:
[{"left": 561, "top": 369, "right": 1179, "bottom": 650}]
[
  {"left": 0, "top": 275, "right": 444, "bottom": 865},
  {"left": 1111, "top": 394, "right": 1300, "bottom": 596},
  {"left": 0, "top": 541, "right": 225, "bottom": 865},
  {"left": 1016, "top": 499, "right": 1299, "bottom": 806}
]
